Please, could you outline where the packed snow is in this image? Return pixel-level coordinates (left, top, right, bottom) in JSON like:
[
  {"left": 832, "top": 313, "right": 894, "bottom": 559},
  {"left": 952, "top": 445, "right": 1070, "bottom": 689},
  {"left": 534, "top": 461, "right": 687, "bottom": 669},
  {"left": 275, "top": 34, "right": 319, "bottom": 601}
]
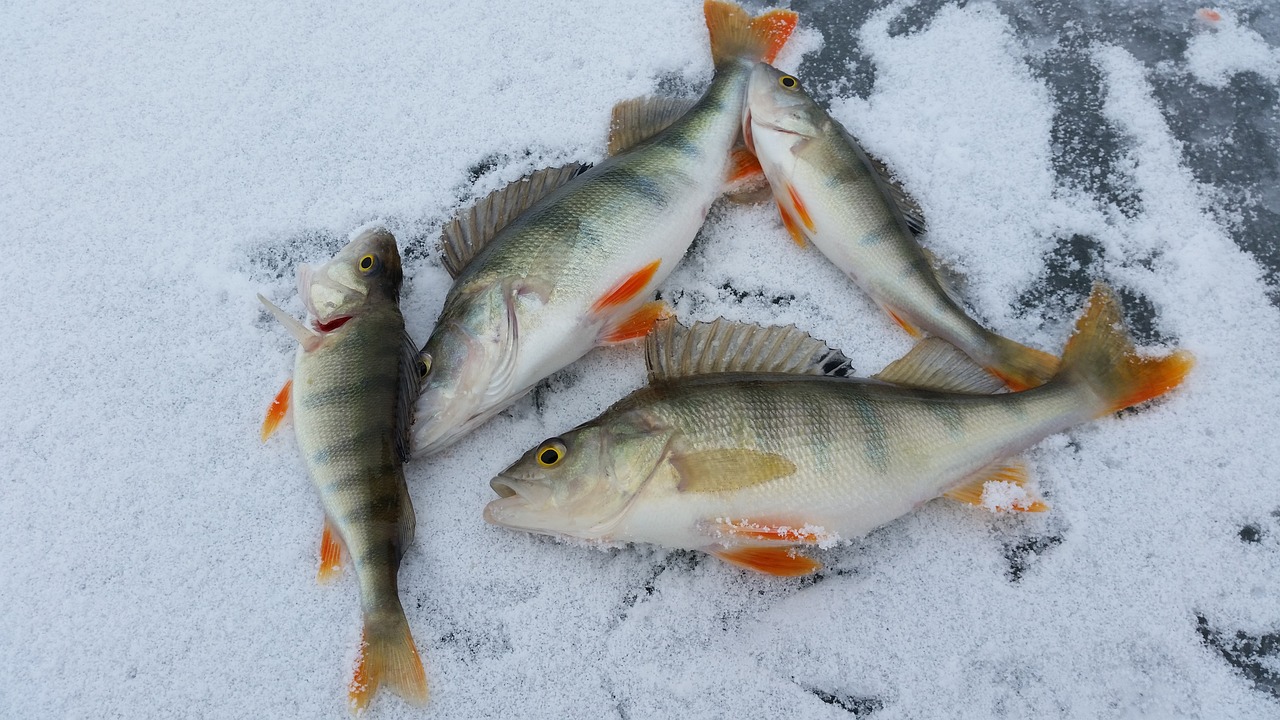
[{"left": 2, "top": 0, "right": 1278, "bottom": 717}]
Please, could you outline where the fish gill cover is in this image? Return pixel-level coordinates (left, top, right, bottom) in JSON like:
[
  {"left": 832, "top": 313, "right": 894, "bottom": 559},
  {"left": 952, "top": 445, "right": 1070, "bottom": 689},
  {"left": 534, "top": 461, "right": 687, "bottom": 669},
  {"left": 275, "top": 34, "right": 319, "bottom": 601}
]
[{"left": 0, "top": 0, "right": 1278, "bottom": 717}]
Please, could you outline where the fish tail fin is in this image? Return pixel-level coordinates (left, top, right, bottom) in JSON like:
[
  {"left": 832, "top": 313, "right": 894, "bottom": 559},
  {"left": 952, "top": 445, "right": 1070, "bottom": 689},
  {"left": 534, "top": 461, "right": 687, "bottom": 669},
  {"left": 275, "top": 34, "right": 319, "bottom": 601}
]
[
  {"left": 349, "top": 610, "right": 428, "bottom": 711},
  {"left": 983, "top": 334, "right": 1060, "bottom": 391},
  {"left": 704, "top": 0, "right": 798, "bottom": 66},
  {"left": 1056, "top": 283, "right": 1194, "bottom": 416}
]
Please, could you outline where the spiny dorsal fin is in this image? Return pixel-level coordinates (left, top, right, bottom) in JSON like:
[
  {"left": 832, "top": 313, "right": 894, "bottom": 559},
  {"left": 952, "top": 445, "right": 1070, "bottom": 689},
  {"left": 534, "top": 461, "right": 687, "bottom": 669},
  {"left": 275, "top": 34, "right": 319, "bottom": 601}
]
[
  {"left": 672, "top": 448, "right": 796, "bottom": 493},
  {"left": 874, "top": 338, "right": 1005, "bottom": 394},
  {"left": 607, "top": 96, "right": 698, "bottom": 156},
  {"left": 440, "top": 163, "right": 587, "bottom": 278},
  {"left": 942, "top": 459, "right": 1047, "bottom": 512},
  {"left": 645, "top": 317, "right": 853, "bottom": 383},
  {"left": 395, "top": 331, "right": 424, "bottom": 462}
]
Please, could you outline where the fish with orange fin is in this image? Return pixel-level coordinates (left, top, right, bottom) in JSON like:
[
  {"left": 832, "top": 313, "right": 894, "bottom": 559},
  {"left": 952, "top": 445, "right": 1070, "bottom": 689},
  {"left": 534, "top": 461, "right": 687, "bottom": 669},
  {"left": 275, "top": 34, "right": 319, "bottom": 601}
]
[
  {"left": 485, "top": 285, "right": 1192, "bottom": 576},
  {"left": 744, "top": 63, "right": 1059, "bottom": 391},
  {"left": 259, "top": 227, "right": 428, "bottom": 710},
  {"left": 412, "top": 0, "right": 799, "bottom": 455}
]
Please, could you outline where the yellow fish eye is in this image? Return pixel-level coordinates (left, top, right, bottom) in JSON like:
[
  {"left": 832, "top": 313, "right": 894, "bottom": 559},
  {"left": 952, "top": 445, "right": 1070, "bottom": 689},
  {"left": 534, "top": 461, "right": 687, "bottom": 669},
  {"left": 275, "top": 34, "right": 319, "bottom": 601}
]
[
  {"left": 358, "top": 254, "right": 379, "bottom": 274},
  {"left": 417, "top": 354, "right": 432, "bottom": 378},
  {"left": 536, "top": 439, "right": 567, "bottom": 467},
  {"left": 779, "top": 75, "right": 798, "bottom": 89}
]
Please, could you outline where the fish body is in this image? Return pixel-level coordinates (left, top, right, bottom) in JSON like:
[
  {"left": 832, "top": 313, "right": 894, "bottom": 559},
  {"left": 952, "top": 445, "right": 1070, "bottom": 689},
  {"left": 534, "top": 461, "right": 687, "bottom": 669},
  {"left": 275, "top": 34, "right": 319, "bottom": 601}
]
[
  {"left": 744, "top": 63, "right": 1057, "bottom": 391},
  {"left": 485, "top": 286, "right": 1192, "bottom": 575},
  {"left": 413, "top": 1, "right": 799, "bottom": 455},
  {"left": 260, "top": 228, "right": 427, "bottom": 710}
]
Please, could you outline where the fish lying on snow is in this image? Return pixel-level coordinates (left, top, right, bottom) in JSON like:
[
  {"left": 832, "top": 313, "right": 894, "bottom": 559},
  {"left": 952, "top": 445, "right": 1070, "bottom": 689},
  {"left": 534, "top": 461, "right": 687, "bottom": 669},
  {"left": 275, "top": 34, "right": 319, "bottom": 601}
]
[
  {"left": 744, "top": 63, "right": 1058, "bottom": 391},
  {"left": 412, "top": 0, "right": 799, "bottom": 455},
  {"left": 485, "top": 285, "right": 1192, "bottom": 576},
  {"left": 259, "top": 228, "right": 428, "bottom": 710}
]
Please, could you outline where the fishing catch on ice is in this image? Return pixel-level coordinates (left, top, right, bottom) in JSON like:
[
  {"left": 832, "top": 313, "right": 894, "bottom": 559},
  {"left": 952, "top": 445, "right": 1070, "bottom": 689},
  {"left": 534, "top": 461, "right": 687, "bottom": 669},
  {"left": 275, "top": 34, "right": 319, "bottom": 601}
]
[
  {"left": 258, "top": 228, "right": 428, "bottom": 710},
  {"left": 485, "top": 284, "right": 1192, "bottom": 576},
  {"left": 411, "top": 0, "right": 799, "bottom": 455},
  {"left": 744, "top": 63, "right": 1059, "bottom": 391}
]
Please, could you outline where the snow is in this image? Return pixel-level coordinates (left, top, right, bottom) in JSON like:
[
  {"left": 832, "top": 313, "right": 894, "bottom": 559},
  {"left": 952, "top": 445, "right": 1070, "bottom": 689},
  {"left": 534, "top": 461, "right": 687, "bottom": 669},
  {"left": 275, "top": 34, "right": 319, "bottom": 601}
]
[{"left": 2, "top": 0, "right": 1279, "bottom": 717}]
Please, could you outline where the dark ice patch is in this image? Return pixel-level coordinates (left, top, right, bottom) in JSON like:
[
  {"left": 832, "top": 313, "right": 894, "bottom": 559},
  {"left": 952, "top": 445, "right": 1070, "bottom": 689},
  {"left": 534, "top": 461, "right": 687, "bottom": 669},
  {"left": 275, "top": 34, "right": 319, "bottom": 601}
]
[
  {"left": 1196, "top": 613, "right": 1280, "bottom": 699},
  {"left": 245, "top": 227, "right": 346, "bottom": 283},
  {"left": 802, "top": 685, "right": 886, "bottom": 716},
  {"left": 1240, "top": 524, "right": 1263, "bottom": 543},
  {"left": 789, "top": 0, "right": 890, "bottom": 103},
  {"left": 886, "top": 0, "right": 965, "bottom": 38},
  {"left": 1004, "top": 534, "right": 1063, "bottom": 582}
]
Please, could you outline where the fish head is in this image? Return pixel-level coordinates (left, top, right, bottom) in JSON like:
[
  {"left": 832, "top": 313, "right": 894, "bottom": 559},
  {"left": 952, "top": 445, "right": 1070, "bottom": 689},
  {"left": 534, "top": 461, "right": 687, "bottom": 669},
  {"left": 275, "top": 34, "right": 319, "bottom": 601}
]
[
  {"left": 413, "top": 281, "right": 520, "bottom": 454},
  {"left": 298, "top": 227, "right": 403, "bottom": 325},
  {"left": 743, "top": 63, "right": 825, "bottom": 155},
  {"left": 484, "top": 412, "right": 674, "bottom": 541}
]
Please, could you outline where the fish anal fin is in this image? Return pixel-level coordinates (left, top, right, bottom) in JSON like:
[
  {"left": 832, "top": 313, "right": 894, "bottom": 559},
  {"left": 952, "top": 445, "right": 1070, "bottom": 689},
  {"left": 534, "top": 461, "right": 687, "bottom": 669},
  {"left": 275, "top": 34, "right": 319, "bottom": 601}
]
[
  {"left": 645, "top": 316, "right": 853, "bottom": 382},
  {"left": 709, "top": 545, "right": 820, "bottom": 576},
  {"left": 884, "top": 307, "right": 923, "bottom": 338},
  {"left": 672, "top": 448, "right": 796, "bottom": 492},
  {"left": 317, "top": 519, "right": 344, "bottom": 584},
  {"left": 608, "top": 97, "right": 699, "bottom": 156},
  {"left": 440, "top": 163, "right": 587, "bottom": 278},
  {"left": 874, "top": 337, "right": 1005, "bottom": 394},
  {"left": 260, "top": 379, "right": 292, "bottom": 442},
  {"left": 602, "top": 301, "right": 671, "bottom": 344},
  {"left": 591, "top": 260, "right": 662, "bottom": 312},
  {"left": 786, "top": 184, "right": 815, "bottom": 231},
  {"left": 777, "top": 202, "right": 807, "bottom": 247},
  {"left": 943, "top": 460, "right": 1047, "bottom": 512}
]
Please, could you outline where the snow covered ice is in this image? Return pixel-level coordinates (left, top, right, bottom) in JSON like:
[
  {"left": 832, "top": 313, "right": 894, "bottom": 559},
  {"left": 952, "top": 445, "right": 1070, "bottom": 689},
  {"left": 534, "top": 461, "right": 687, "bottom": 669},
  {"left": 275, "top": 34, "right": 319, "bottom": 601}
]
[{"left": 2, "top": 0, "right": 1279, "bottom": 717}]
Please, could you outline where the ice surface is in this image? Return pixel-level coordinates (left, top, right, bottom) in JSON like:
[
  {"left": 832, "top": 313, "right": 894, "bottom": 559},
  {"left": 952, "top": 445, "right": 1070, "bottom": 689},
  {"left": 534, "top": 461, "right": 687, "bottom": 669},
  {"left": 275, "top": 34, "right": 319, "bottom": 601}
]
[{"left": 2, "top": 0, "right": 1279, "bottom": 717}]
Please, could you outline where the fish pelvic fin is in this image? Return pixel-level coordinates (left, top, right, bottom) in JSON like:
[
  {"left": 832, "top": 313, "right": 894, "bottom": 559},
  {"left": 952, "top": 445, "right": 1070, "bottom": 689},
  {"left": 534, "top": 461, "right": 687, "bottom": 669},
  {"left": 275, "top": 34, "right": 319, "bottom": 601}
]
[
  {"left": 704, "top": 1, "right": 798, "bottom": 66},
  {"left": 1057, "top": 283, "right": 1194, "bottom": 415},
  {"left": 349, "top": 610, "right": 428, "bottom": 711},
  {"left": 709, "top": 545, "right": 821, "bottom": 576},
  {"left": 317, "top": 518, "right": 344, "bottom": 584},
  {"left": 984, "top": 333, "right": 1060, "bottom": 391},
  {"left": 260, "top": 379, "right": 292, "bottom": 442},
  {"left": 602, "top": 301, "right": 672, "bottom": 344}
]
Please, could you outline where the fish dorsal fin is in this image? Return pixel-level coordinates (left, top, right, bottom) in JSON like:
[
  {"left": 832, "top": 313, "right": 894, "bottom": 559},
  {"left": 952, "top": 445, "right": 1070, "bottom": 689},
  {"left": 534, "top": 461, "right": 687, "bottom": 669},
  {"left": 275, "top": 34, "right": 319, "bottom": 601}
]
[
  {"left": 607, "top": 96, "right": 698, "bottom": 156},
  {"left": 645, "top": 317, "right": 854, "bottom": 383},
  {"left": 874, "top": 338, "right": 1005, "bottom": 394},
  {"left": 672, "top": 448, "right": 796, "bottom": 493},
  {"left": 836, "top": 122, "right": 926, "bottom": 236},
  {"left": 395, "top": 331, "right": 424, "bottom": 463},
  {"left": 942, "top": 459, "right": 1047, "bottom": 512},
  {"left": 440, "top": 163, "right": 587, "bottom": 278}
]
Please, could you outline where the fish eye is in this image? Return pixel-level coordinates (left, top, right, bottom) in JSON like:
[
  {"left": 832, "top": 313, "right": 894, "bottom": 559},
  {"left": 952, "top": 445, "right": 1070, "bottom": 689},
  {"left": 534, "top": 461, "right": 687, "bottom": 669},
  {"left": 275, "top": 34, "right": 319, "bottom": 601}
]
[
  {"left": 536, "top": 438, "right": 567, "bottom": 468},
  {"left": 779, "top": 75, "right": 798, "bottom": 89},
  {"left": 417, "top": 353, "right": 432, "bottom": 378},
  {"left": 358, "top": 254, "right": 379, "bottom": 274}
]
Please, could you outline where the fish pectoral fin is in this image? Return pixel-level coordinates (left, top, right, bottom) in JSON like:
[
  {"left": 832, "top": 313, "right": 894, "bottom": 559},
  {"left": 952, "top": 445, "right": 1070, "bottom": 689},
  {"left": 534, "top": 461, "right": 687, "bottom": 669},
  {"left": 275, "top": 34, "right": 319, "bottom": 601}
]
[
  {"left": 672, "top": 449, "right": 795, "bottom": 493},
  {"left": 260, "top": 379, "right": 292, "bottom": 442},
  {"left": 874, "top": 337, "right": 1005, "bottom": 394},
  {"left": 943, "top": 459, "right": 1048, "bottom": 512},
  {"left": 607, "top": 96, "right": 698, "bottom": 155},
  {"left": 708, "top": 544, "right": 821, "bottom": 576},
  {"left": 590, "top": 260, "right": 662, "bottom": 314},
  {"left": 440, "top": 163, "right": 587, "bottom": 278},
  {"left": 317, "top": 518, "right": 344, "bottom": 584},
  {"left": 602, "top": 301, "right": 672, "bottom": 344},
  {"left": 722, "top": 147, "right": 769, "bottom": 202},
  {"left": 646, "top": 316, "right": 853, "bottom": 382},
  {"left": 258, "top": 293, "right": 322, "bottom": 351},
  {"left": 776, "top": 201, "right": 807, "bottom": 247}
]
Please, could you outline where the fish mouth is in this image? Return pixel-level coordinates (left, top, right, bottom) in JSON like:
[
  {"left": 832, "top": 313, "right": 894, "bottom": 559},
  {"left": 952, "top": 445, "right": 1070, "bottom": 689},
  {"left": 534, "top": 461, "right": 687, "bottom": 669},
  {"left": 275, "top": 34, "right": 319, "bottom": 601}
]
[{"left": 484, "top": 476, "right": 553, "bottom": 529}]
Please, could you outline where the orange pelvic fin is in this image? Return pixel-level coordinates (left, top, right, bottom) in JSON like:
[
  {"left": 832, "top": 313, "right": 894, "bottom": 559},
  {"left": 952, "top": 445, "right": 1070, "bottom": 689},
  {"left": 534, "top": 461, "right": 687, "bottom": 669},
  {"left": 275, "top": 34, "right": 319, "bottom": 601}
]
[
  {"left": 317, "top": 519, "right": 344, "bottom": 584},
  {"left": 260, "top": 379, "right": 291, "bottom": 442},
  {"left": 943, "top": 460, "right": 1047, "bottom": 512},
  {"left": 884, "top": 307, "right": 923, "bottom": 338},
  {"left": 603, "top": 301, "right": 672, "bottom": 344},
  {"left": 786, "top": 184, "right": 815, "bottom": 231},
  {"left": 349, "top": 617, "right": 429, "bottom": 711},
  {"left": 704, "top": 1, "right": 799, "bottom": 66},
  {"left": 727, "top": 147, "right": 763, "bottom": 183},
  {"left": 709, "top": 545, "right": 821, "bottom": 576},
  {"left": 777, "top": 201, "right": 807, "bottom": 247},
  {"left": 591, "top": 260, "right": 662, "bottom": 313}
]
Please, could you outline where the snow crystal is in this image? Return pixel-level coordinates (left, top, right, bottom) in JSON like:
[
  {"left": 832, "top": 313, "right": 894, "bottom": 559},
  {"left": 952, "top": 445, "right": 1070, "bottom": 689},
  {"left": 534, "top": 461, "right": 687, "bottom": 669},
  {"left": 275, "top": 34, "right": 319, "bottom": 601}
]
[{"left": 2, "top": 0, "right": 1279, "bottom": 718}]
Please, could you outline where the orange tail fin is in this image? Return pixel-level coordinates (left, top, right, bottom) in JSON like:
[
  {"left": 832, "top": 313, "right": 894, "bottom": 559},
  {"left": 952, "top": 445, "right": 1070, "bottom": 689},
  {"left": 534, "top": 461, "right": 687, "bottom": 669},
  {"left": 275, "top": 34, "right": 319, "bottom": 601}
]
[
  {"left": 1057, "top": 283, "right": 1194, "bottom": 415},
  {"left": 349, "top": 611, "right": 428, "bottom": 711},
  {"left": 704, "top": 1, "right": 798, "bottom": 66}
]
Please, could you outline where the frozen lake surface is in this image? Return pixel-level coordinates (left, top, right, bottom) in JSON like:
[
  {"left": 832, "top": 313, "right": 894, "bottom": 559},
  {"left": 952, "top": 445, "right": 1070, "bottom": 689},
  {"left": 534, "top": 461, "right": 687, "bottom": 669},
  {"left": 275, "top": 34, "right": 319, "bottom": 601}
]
[{"left": 2, "top": 0, "right": 1278, "bottom": 717}]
